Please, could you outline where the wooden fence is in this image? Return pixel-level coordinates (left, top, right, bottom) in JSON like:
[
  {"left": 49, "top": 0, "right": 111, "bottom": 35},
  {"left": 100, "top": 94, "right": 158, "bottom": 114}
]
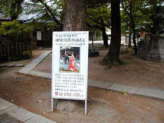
[{"left": 0, "top": 42, "right": 32, "bottom": 62}]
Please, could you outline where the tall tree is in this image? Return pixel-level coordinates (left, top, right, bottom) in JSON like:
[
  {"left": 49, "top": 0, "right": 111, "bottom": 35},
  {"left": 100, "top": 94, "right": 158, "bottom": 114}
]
[
  {"left": 104, "top": 0, "right": 121, "bottom": 64},
  {"left": 86, "top": 4, "right": 111, "bottom": 48},
  {"left": 0, "top": 0, "right": 24, "bottom": 20},
  {"left": 122, "top": 0, "right": 138, "bottom": 55},
  {"left": 149, "top": 0, "right": 163, "bottom": 34},
  {"left": 121, "top": 0, "right": 152, "bottom": 55},
  {"left": 63, "top": 0, "right": 86, "bottom": 31},
  {"left": 63, "top": 0, "right": 110, "bottom": 30},
  {"left": 23, "top": 0, "right": 63, "bottom": 30},
  {"left": 37, "top": 0, "right": 62, "bottom": 25}
]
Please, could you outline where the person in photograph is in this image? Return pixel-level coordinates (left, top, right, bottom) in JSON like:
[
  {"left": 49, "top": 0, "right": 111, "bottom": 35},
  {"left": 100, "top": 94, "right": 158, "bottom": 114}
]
[
  {"left": 68, "top": 52, "right": 78, "bottom": 72},
  {"left": 64, "top": 50, "right": 69, "bottom": 64}
]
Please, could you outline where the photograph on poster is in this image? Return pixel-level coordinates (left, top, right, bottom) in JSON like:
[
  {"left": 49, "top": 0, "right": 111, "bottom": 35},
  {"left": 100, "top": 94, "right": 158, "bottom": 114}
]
[{"left": 60, "top": 47, "right": 80, "bottom": 73}]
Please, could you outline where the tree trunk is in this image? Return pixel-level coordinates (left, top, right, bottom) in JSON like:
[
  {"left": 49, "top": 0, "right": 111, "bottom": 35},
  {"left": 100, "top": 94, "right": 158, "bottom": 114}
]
[
  {"left": 63, "top": 0, "right": 86, "bottom": 31},
  {"left": 10, "top": 0, "right": 24, "bottom": 20},
  {"left": 105, "top": 0, "right": 121, "bottom": 64},
  {"left": 132, "top": 25, "right": 137, "bottom": 55},
  {"left": 55, "top": 0, "right": 87, "bottom": 112},
  {"left": 100, "top": 18, "right": 108, "bottom": 48},
  {"left": 129, "top": 1, "right": 137, "bottom": 55},
  {"left": 102, "top": 27, "right": 108, "bottom": 48},
  {"left": 128, "top": 32, "right": 132, "bottom": 47}
]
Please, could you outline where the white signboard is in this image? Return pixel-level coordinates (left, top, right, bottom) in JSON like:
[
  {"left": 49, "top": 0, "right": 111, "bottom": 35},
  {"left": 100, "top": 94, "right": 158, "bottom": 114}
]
[{"left": 52, "top": 31, "right": 89, "bottom": 114}]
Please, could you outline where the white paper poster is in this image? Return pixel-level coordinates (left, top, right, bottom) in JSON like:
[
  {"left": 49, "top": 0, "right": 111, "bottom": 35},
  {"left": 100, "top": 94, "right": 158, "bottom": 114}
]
[
  {"left": 37, "top": 31, "right": 42, "bottom": 40},
  {"left": 52, "top": 31, "right": 89, "bottom": 100}
]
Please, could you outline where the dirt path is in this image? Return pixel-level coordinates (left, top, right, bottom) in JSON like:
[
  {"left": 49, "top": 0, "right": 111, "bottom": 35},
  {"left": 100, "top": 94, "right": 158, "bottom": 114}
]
[{"left": 0, "top": 68, "right": 164, "bottom": 123}]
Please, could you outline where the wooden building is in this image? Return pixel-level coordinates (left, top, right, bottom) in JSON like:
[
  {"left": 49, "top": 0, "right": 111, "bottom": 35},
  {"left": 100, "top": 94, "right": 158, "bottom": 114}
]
[{"left": 0, "top": 14, "right": 32, "bottom": 62}]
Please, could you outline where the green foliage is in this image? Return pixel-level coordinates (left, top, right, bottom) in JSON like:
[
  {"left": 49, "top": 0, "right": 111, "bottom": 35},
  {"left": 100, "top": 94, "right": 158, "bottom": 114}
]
[
  {"left": 23, "top": 0, "right": 63, "bottom": 24},
  {"left": 0, "top": 0, "right": 24, "bottom": 20},
  {"left": 0, "top": 20, "right": 57, "bottom": 37},
  {"left": 121, "top": 0, "right": 164, "bottom": 34},
  {"left": 121, "top": 0, "right": 151, "bottom": 33},
  {"left": 0, "top": 21, "right": 35, "bottom": 36},
  {"left": 86, "top": 4, "right": 111, "bottom": 31}
]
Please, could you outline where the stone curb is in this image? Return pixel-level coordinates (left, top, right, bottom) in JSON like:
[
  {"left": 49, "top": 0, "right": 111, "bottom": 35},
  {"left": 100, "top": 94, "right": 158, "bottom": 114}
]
[
  {"left": 19, "top": 51, "right": 51, "bottom": 74},
  {"left": 0, "top": 64, "right": 24, "bottom": 67},
  {"left": 89, "top": 80, "right": 164, "bottom": 100},
  {"left": 0, "top": 98, "right": 56, "bottom": 123}
]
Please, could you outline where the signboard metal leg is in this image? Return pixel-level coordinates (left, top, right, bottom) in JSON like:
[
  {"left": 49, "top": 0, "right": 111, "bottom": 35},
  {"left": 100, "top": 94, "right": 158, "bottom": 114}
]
[
  {"left": 54, "top": 99, "right": 58, "bottom": 109},
  {"left": 51, "top": 98, "right": 54, "bottom": 112},
  {"left": 51, "top": 98, "right": 59, "bottom": 112},
  {"left": 85, "top": 100, "right": 87, "bottom": 115}
]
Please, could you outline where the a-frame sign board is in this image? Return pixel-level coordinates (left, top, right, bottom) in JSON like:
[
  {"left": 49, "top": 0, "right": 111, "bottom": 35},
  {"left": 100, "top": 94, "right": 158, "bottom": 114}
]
[{"left": 51, "top": 31, "right": 89, "bottom": 114}]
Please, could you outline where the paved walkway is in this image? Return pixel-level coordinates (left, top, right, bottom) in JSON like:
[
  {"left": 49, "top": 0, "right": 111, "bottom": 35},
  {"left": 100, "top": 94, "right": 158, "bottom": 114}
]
[
  {"left": 19, "top": 50, "right": 164, "bottom": 100},
  {"left": 89, "top": 80, "right": 164, "bottom": 100},
  {"left": 0, "top": 98, "right": 55, "bottom": 123}
]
